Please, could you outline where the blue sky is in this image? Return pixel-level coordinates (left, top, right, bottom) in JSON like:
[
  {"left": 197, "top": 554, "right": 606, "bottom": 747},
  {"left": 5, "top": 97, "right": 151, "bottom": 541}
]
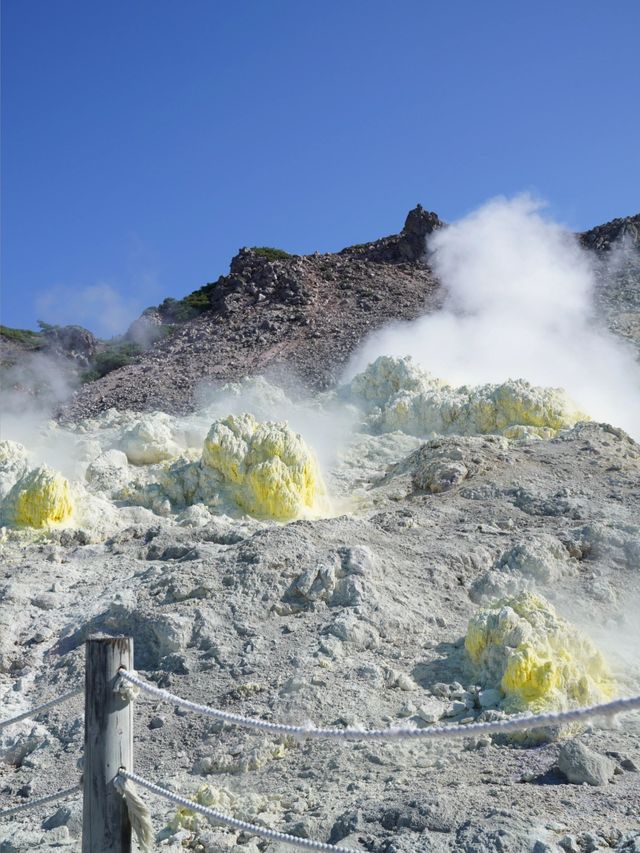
[{"left": 2, "top": 0, "right": 638, "bottom": 336}]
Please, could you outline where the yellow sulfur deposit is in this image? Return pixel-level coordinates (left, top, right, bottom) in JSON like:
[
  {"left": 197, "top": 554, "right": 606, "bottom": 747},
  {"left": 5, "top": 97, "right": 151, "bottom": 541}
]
[
  {"left": 347, "top": 356, "right": 587, "bottom": 438},
  {"left": 170, "top": 782, "right": 280, "bottom": 834},
  {"left": 467, "top": 380, "right": 585, "bottom": 435},
  {"left": 465, "top": 592, "right": 614, "bottom": 713},
  {"left": 201, "top": 413, "right": 326, "bottom": 521},
  {"left": 2, "top": 465, "right": 74, "bottom": 528}
]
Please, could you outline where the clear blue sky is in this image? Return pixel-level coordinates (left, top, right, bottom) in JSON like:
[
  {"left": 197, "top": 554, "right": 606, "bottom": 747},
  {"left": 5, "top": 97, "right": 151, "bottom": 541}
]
[{"left": 2, "top": 0, "right": 638, "bottom": 336}]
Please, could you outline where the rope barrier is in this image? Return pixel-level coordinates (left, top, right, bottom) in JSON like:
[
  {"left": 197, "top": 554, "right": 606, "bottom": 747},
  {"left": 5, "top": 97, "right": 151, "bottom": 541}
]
[
  {"left": 0, "top": 783, "right": 81, "bottom": 820},
  {"left": 117, "top": 770, "right": 359, "bottom": 853},
  {"left": 118, "top": 670, "right": 640, "bottom": 740},
  {"left": 0, "top": 686, "right": 83, "bottom": 732},
  {"left": 2, "top": 661, "right": 638, "bottom": 845}
]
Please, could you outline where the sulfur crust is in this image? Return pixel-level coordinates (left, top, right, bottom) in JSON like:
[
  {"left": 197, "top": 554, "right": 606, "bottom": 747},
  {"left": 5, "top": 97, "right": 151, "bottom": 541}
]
[
  {"left": 348, "top": 356, "right": 588, "bottom": 438},
  {"left": 170, "top": 781, "right": 283, "bottom": 834},
  {"left": 3, "top": 465, "right": 74, "bottom": 528},
  {"left": 201, "top": 413, "right": 326, "bottom": 521},
  {"left": 119, "top": 413, "right": 182, "bottom": 465},
  {"left": 465, "top": 592, "right": 614, "bottom": 712}
]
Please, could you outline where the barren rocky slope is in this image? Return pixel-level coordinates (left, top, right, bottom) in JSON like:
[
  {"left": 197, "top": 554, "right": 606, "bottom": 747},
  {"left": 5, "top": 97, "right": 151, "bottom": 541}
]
[
  {"left": 56, "top": 208, "right": 640, "bottom": 421},
  {"left": 57, "top": 206, "right": 443, "bottom": 420}
]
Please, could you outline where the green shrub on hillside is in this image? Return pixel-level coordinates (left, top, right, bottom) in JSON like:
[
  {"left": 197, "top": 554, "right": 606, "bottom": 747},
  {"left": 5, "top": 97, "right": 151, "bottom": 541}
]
[
  {"left": 0, "top": 325, "right": 44, "bottom": 349},
  {"left": 251, "top": 246, "right": 293, "bottom": 261},
  {"left": 158, "top": 282, "right": 217, "bottom": 323},
  {"left": 82, "top": 342, "right": 142, "bottom": 382},
  {"left": 36, "top": 320, "right": 62, "bottom": 334},
  {"left": 158, "top": 297, "right": 198, "bottom": 323}
]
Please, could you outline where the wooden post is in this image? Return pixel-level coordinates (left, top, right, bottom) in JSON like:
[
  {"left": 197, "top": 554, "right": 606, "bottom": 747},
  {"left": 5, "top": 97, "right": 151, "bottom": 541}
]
[{"left": 82, "top": 635, "right": 133, "bottom": 852}]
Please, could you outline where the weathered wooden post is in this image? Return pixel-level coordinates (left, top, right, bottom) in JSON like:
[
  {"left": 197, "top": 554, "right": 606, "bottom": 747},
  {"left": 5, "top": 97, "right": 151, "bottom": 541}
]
[{"left": 82, "top": 635, "right": 133, "bottom": 852}]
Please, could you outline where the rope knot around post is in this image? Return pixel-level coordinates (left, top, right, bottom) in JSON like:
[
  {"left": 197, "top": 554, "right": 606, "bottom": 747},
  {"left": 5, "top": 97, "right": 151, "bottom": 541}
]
[{"left": 114, "top": 667, "right": 140, "bottom": 703}]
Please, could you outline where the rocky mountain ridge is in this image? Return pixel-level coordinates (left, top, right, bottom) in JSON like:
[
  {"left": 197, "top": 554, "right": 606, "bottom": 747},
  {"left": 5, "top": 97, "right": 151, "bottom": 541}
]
[{"left": 2, "top": 207, "right": 639, "bottom": 420}]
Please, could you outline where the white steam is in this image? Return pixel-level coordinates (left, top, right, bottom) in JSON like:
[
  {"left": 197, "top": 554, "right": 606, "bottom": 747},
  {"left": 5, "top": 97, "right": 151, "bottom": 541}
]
[
  {"left": 35, "top": 282, "right": 147, "bottom": 338},
  {"left": 347, "top": 195, "right": 640, "bottom": 437}
]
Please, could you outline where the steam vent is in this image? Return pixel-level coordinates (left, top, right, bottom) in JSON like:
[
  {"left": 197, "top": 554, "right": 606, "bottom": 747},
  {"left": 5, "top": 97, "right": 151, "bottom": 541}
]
[{"left": 1, "top": 205, "right": 640, "bottom": 852}]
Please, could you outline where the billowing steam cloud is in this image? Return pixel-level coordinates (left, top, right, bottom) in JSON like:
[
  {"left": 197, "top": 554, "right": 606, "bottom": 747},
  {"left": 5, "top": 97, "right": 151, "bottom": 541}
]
[{"left": 347, "top": 195, "right": 640, "bottom": 437}]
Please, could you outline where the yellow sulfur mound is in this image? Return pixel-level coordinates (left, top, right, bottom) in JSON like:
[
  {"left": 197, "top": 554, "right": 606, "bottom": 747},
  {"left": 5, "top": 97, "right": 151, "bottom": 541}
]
[
  {"left": 201, "top": 413, "right": 326, "bottom": 521},
  {"left": 347, "top": 356, "right": 587, "bottom": 438},
  {"left": 465, "top": 592, "right": 614, "bottom": 713},
  {"left": 2, "top": 465, "right": 74, "bottom": 528},
  {"left": 467, "top": 380, "right": 585, "bottom": 435}
]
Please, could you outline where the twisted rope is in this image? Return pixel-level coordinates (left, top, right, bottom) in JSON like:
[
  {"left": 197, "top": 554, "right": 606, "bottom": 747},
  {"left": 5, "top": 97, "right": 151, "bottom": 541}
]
[
  {"left": 119, "top": 670, "right": 640, "bottom": 740},
  {"left": 0, "top": 686, "right": 83, "bottom": 731},
  {"left": 117, "top": 770, "right": 358, "bottom": 852},
  {"left": 0, "top": 783, "right": 80, "bottom": 820}
]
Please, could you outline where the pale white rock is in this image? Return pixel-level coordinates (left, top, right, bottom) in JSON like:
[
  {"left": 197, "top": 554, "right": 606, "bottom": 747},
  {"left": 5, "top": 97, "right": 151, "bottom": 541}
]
[
  {"left": 0, "top": 440, "right": 29, "bottom": 499},
  {"left": 557, "top": 740, "right": 616, "bottom": 786},
  {"left": 478, "top": 688, "right": 502, "bottom": 709},
  {"left": 119, "top": 412, "right": 182, "bottom": 465},
  {"left": 85, "top": 449, "right": 131, "bottom": 494}
]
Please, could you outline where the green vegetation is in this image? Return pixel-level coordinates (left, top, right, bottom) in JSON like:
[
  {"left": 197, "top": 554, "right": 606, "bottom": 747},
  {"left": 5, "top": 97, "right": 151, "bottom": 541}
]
[
  {"left": 1, "top": 320, "right": 161, "bottom": 385},
  {"left": 158, "top": 281, "right": 218, "bottom": 323},
  {"left": 36, "top": 320, "right": 62, "bottom": 334},
  {"left": 82, "top": 341, "right": 142, "bottom": 382},
  {"left": 250, "top": 246, "right": 293, "bottom": 261},
  {"left": 155, "top": 324, "right": 178, "bottom": 341},
  {"left": 157, "top": 297, "right": 197, "bottom": 323},
  {"left": 0, "top": 325, "right": 44, "bottom": 349},
  {"left": 151, "top": 246, "right": 292, "bottom": 326}
]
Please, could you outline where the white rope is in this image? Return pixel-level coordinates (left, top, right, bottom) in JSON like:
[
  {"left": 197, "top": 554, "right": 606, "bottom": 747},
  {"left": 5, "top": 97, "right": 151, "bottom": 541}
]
[
  {"left": 118, "top": 670, "right": 640, "bottom": 740},
  {"left": 117, "top": 770, "right": 359, "bottom": 853},
  {"left": 113, "top": 774, "right": 154, "bottom": 853},
  {"left": 0, "top": 783, "right": 80, "bottom": 820},
  {"left": 0, "top": 686, "right": 83, "bottom": 731}
]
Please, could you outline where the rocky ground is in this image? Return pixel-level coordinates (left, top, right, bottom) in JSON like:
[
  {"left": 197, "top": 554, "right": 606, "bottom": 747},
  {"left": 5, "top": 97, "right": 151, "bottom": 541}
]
[
  {"left": 1, "top": 209, "right": 640, "bottom": 852},
  {"left": 2, "top": 389, "right": 640, "bottom": 851}
]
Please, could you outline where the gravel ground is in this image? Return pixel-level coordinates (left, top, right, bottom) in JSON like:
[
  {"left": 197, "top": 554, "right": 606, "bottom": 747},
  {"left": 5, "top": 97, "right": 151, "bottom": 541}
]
[{"left": 1, "top": 419, "right": 640, "bottom": 851}]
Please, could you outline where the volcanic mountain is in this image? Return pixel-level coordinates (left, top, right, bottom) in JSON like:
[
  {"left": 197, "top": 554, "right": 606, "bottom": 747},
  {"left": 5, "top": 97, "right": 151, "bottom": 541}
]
[
  {"left": 2, "top": 207, "right": 640, "bottom": 853},
  {"left": 2, "top": 206, "right": 639, "bottom": 420}
]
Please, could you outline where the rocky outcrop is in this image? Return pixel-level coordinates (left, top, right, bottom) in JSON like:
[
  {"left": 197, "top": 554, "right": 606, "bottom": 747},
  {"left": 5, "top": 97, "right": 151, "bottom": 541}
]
[
  {"left": 124, "top": 309, "right": 165, "bottom": 347},
  {"left": 585, "top": 214, "right": 640, "bottom": 354},
  {"left": 61, "top": 208, "right": 442, "bottom": 419},
  {"left": 340, "top": 203, "right": 444, "bottom": 263},
  {"left": 580, "top": 214, "right": 640, "bottom": 252},
  {"left": 41, "top": 324, "right": 98, "bottom": 365}
]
